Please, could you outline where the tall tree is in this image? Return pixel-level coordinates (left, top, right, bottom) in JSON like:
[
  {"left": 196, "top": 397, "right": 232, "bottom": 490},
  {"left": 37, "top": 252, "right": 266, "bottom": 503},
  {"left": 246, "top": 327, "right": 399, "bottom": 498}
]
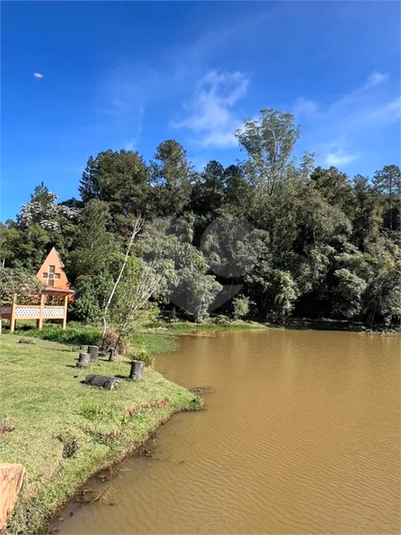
[
  {"left": 150, "top": 140, "right": 194, "bottom": 216},
  {"left": 373, "top": 165, "right": 401, "bottom": 231},
  {"left": 235, "top": 109, "right": 302, "bottom": 195},
  {"left": 78, "top": 150, "right": 151, "bottom": 226}
]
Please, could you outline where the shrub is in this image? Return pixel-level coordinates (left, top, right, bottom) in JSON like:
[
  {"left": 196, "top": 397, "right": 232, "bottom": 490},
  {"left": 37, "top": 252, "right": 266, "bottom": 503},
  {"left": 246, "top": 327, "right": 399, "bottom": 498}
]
[
  {"left": 25, "top": 324, "right": 102, "bottom": 346},
  {"left": 232, "top": 296, "right": 252, "bottom": 320},
  {"left": 130, "top": 348, "right": 155, "bottom": 368}
]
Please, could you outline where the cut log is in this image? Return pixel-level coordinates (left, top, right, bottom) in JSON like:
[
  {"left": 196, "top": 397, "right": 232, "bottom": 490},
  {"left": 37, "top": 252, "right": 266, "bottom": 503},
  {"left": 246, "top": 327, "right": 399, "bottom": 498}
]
[
  {"left": 88, "top": 345, "right": 99, "bottom": 362},
  {"left": 18, "top": 338, "right": 36, "bottom": 345},
  {"left": 76, "top": 352, "right": 90, "bottom": 368},
  {"left": 84, "top": 375, "right": 121, "bottom": 390},
  {"left": 0, "top": 463, "right": 25, "bottom": 532},
  {"left": 80, "top": 345, "right": 88, "bottom": 352},
  {"left": 108, "top": 348, "right": 117, "bottom": 362},
  {"left": 129, "top": 360, "right": 144, "bottom": 381}
]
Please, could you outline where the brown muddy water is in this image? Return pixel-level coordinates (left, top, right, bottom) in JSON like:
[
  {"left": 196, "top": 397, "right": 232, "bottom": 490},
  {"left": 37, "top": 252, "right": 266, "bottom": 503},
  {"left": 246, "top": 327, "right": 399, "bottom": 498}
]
[{"left": 54, "top": 330, "right": 400, "bottom": 534}]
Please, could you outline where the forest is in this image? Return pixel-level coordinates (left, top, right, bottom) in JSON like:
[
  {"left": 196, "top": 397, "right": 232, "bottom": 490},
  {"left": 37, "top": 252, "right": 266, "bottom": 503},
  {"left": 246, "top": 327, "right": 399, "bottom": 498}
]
[{"left": 1, "top": 109, "right": 400, "bottom": 335}]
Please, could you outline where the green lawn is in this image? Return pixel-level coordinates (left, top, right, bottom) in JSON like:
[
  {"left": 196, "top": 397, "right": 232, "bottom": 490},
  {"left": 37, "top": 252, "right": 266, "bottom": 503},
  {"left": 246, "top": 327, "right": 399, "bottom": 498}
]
[{"left": 0, "top": 333, "right": 199, "bottom": 535}]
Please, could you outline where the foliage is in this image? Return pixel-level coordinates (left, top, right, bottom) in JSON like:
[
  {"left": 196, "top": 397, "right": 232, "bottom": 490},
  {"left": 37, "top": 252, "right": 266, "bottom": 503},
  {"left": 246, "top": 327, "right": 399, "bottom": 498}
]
[
  {"left": 150, "top": 140, "right": 194, "bottom": 216},
  {"left": 18, "top": 323, "right": 102, "bottom": 346},
  {"left": 3, "top": 108, "right": 400, "bottom": 327},
  {"left": 232, "top": 296, "right": 252, "bottom": 319},
  {"left": 0, "top": 267, "right": 44, "bottom": 304},
  {"left": 130, "top": 347, "right": 155, "bottom": 368},
  {"left": 107, "top": 256, "right": 161, "bottom": 348}
]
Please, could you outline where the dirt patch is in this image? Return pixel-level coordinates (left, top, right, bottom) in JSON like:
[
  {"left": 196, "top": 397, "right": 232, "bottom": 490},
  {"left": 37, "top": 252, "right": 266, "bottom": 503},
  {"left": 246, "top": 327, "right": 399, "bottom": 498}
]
[
  {"left": 125, "top": 398, "right": 168, "bottom": 415},
  {"left": 0, "top": 427, "right": 14, "bottom": 435}
]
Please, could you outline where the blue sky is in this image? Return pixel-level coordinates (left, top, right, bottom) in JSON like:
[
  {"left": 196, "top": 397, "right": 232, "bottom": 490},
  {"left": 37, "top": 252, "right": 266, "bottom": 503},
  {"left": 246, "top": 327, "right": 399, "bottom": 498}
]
[{"left": 1, "top": 1, "right": 400, "bottom": 221}]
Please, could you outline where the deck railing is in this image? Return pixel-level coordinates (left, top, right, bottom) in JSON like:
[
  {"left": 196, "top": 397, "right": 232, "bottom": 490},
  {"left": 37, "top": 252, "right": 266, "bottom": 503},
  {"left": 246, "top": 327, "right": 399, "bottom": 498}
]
[{"left": 1, "top": 293, "right": 68, "bottom": 332}]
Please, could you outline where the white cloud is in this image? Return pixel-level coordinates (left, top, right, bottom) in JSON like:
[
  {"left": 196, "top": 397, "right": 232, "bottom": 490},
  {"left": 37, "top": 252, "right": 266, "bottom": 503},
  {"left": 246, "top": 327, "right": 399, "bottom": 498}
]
[
  {"left": 293, "top": 97, "right": 318, "bottom": 117},
  {"left": 95, "top": 66, "right": 157, "bottom": 150},
  {"left": 363, "top": 71, "right": 389, "bottom": 90},
  {"left": 33, "top": 72, "right": 43, "bottom": 79},
  {"left": 323, "top": 139, "right": 359, "bottom": 166},
  {"left": 172, "top": 70, "right": 250, "bottom": 147},
  {"left": 124, "top": 106, "right": 145, "bottom": 151},
  {"left": 293, "top": 71, "right": 398, "bottom": 169}
]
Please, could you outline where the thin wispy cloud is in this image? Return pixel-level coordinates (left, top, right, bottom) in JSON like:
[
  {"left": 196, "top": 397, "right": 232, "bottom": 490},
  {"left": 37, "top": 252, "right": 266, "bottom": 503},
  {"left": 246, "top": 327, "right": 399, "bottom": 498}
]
[
  {"left": 96, "top": 66, "right": 156, "bottom": 150},
  {"left": 323, "top": 138, "right": 360, "bottom": 167},
  {"left": 124, "top": 106, "right": 145, "bottom": 151},
  {"left": 363, "top": 71, "right": 389, "bottom": 90},
  {"left": 33, "top": 72, "right": 43, "bottom": 79},
  {"left": 292, "top": 71, "right": 399, "bottom": 169},
  {"left": 172, "top": 70, "right": 250, "bottom": 148}
]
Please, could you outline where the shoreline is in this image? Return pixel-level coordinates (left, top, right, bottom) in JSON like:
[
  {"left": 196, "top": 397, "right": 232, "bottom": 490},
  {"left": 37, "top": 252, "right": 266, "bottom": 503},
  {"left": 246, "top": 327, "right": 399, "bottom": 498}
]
[
  {"left": 1, "top": 333, "right": 202, "bottom": 535},
  {"left": 3, "top": 319, "right": 398, "bottom": 533},
  {"left": 47, "top": 402, "right": 202, "bottom": 535}
]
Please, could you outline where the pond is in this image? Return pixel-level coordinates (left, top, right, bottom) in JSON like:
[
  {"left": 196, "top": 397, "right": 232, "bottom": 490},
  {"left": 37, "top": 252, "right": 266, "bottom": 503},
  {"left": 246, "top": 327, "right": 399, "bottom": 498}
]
[{"left": 55, "top": 329, "right": 400, "bottom": 534}]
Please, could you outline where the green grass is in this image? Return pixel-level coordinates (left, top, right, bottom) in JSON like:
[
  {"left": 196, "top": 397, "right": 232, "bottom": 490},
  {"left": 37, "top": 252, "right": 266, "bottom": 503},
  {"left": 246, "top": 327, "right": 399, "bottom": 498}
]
[
  {"left": 144, "top": 319, "right": 268, "bottom": 333},
  {"left": 0, "top": 333, "right": 200, "bottom": 535}
]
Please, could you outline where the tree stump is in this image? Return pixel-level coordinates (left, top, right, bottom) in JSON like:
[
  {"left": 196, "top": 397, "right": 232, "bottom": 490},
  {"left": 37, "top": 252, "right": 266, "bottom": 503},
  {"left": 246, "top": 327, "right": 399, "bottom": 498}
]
[
  {"left": 76, "top": 352, "right": 90, "bottom": 368},
  {"left": 88, "top": 345, "right": 99, "bottom": 362},
  {"left": 129, "top": 360, "right": 144, "bottom": 381},
  {"left": 84, "top": 375, "right": 121, "bottom": 390},
  {"left": 80, "top": 345, "right": 88, "bottom": 353},
  {"left": 108, "top": 348, "right": 117, "bottom": 362},
  {"left": 18, "top": 338, "right": 36, "bottom": 345}
]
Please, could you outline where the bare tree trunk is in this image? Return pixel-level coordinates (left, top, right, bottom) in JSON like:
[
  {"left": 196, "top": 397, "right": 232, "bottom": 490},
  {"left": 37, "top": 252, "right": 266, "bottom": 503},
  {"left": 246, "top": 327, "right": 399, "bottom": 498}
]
[
  {"left": 102, "top": 215, "right": 143, "bottom": 338},
  {"left": 108, "top": 348, "right": 117, "bottom": 362}
]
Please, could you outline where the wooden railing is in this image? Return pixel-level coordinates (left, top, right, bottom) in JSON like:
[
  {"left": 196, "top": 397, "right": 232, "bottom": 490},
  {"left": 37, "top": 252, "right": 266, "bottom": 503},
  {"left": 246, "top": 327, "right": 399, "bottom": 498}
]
[{"left": 1, "top": 294, "right": 68, "bottom": 332}]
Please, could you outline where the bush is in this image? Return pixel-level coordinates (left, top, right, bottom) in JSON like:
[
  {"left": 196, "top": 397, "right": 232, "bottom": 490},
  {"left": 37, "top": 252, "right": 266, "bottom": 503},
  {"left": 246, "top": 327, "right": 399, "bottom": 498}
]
[
  {"left": 232, "top": 296, "right": 252, "bottom": 320},
  {"left": 25, "top": 324, "right": 102, "bottom": 346},
  {"left": 130, "top": 348, "right": 155, "bottom": 368}
]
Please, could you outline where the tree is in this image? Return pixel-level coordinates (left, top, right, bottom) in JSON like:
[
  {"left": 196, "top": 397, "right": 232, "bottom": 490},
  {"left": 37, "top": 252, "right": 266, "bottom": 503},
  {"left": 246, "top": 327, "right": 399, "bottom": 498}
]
[
  {"left": 232, "top": 296, "right": 252, "bottom": 320},
  {"left": 235, "top": 109, "right": 302, "bottom": 195},
  {"left": 68, "top": 199, "right": 118, "bottom": 279},
  {"left": 136, "top": 217, "right": 222, "bottom": 320},
  {"left": 102, "top": 215, "right": 143, "bottom": 338},
  {"left": 350, "top": 175, "right": 381, "bottom": 251},
  {"left": 310, "top": 167, "right": 353, "bottom": 212},
  {"left": 79, "top": 150, "right": 151, "bottom": 226},
  {"left": 107, "top": 256, "right": 161, "bottom": 349},
  {"left": 373, "top": 165, "right": 401, "bottom": 232},
  {"left": 190, "top": 161, "right": 226, "bottom": 221},
  {"left": 247, "top": 263, "right": 298, "bottom": 322},
  {"left": 0, "top": 267, "right": 44, "bottom": 333},
  {"left": 332, "top": 268, "right": 367, "bottom": 319},
  {"left": 150, "top": 140, "right": 194, "bottom": 216},
  {"left": 18, "top": 182, "right": 79, "bottom": 233}
]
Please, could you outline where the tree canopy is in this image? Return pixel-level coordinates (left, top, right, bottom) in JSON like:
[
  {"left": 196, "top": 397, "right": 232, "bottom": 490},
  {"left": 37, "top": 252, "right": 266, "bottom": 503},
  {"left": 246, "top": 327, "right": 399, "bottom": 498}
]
[{"left": 2, "top": 109, "right": 400, "bottom": 327}]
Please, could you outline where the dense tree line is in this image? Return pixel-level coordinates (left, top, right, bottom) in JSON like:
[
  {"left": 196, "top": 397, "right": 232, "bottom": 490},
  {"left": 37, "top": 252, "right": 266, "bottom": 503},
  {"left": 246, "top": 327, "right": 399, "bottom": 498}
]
[{"left": 1, "top": 109, "right": 400, "bottom": 327}]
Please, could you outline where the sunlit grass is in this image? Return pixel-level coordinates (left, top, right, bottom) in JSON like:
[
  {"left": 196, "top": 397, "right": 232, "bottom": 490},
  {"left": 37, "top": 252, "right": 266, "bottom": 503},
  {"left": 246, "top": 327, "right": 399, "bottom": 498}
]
[{"left": 0, "top": 333, "right": 199, "bottom": 534}]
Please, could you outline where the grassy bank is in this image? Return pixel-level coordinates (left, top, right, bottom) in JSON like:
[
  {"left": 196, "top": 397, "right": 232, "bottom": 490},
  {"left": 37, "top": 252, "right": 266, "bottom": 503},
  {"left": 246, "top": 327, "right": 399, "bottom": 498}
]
[
  {"left": 144, "top": 318, "right": 269, "bottom": 333},
  {"left": 0, "top": 333, "right": 200, "bottom": 535}
]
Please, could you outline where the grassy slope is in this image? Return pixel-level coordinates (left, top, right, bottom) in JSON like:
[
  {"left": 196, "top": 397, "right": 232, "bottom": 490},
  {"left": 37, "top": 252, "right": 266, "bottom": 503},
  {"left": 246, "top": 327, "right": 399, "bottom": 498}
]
[{"left": 0, "top": 333, "right": 199, "bottom": 535}]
